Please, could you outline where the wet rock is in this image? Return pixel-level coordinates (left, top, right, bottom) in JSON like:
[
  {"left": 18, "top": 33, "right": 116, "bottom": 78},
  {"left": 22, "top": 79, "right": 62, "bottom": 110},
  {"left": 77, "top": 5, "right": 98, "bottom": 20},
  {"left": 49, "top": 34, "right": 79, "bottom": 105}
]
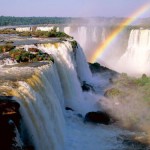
[
  {"left": 89, "top": 62, "right": 106, "bottom": 73},
  {"left": 81, "top": 81, "right": 94, "bottom": 92},
  {"left": 0, "top": 96, "right": 22, "bottom": 149},
  {"left": 84, "top": 111, "right": 111, "bottom": 125},
  {"left": 65, "top": 107, "right": 74, "bottom": 111},
  {"left": 77, "top": 114, "right": 83, "bottom": 118},
  {"left": 117, "top": 135, "right": 150, "bottom": 150},
  {"left": 24, "top": 146, "right": 34, "bottom": 150},
  {"left": 89, "top": 62, "right": 117, "bottom": 75},
  {"left": 0, "top": 119, "right": 22, "bottom": 150}
]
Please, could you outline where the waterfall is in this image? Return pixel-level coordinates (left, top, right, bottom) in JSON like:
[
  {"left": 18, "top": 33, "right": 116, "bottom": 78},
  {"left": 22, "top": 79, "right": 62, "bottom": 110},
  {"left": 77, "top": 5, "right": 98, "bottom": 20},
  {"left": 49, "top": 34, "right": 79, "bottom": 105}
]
[
  {"left": 17, "top": 41, "right": 93, "bottom": 114},
  {"left": 34, "top": 41, "right": 91, "bottom": 114},
  {"left": 92, "top": 27, "right": 98, "bottom": 43},
  {"left": 36, "top": 26, "right": 54, "bottom": 31},
  {"left": 63, "top": 26, "right": 88, "bottom": 52},
  {"left": 117, "top": 29, "right": 150, "bottom": 75},
  {"left": 16, "top": 27, "right": 31, "bottom": 32},
  {"left": 62, "top": 26, "right": 108, "bottom": 61},
  {"left": 4, "top": 40, "right": 93, "bottom": 149},
  {"left": 77, "top": 26, "right": 87, "bottom": 47},
  {"left": 10, "top": 64, "right": 65, "bottom": 150},
  {"left": 75, "top": 44, "right": 93, "bottom": 82},
  {"left": 64, "top": 26, "right": 71, "bottom": 35}
]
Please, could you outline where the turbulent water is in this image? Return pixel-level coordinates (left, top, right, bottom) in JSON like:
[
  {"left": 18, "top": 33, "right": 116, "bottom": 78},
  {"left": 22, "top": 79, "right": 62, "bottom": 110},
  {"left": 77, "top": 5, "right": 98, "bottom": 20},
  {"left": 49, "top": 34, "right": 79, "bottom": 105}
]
[
  {"left": 14, "top": 41, "right": 105, "bottom": 149},
  {"left": 12, "top": 40, "right": 148, "bottom": 150},
  {"left": 0, "top": 41, "right": 116, "bottom": 149},
  {"left": 1, "top": 65, "right": 64, "bottom": 150},
  {"left": 4, "top": 25, "right": 150, "bottom": 149}
]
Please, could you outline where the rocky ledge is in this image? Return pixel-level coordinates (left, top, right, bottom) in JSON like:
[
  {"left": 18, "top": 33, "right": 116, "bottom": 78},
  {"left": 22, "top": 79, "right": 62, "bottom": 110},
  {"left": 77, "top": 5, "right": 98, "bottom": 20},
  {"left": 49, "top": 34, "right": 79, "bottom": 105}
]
[{"left": 0, "top": 96, "right": 22, "bottom": 150}]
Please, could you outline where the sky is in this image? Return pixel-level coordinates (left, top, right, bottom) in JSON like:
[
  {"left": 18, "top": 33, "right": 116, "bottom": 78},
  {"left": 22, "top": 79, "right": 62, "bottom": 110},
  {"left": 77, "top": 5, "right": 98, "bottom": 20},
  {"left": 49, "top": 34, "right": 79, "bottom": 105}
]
[{"left": 0, "top": 0, "right": 150, "bottom": 18}]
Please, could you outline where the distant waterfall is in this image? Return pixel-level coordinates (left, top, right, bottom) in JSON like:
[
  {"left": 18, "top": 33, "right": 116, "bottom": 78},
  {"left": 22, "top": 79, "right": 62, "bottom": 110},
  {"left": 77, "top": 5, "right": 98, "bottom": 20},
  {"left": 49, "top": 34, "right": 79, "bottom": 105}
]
[
  {"left": 77, "top": 26, "right": 87, "bottom": 47},
  {"left": 63, "top": 26, "right": 108, "bottom": 61},
  {"left": 64, "top": 27, "right": 71, "bottom": 35},
  {"left": 12, "top": 65, "right": 65, "bottom": 150},
  {"left": 64, "top": 26, "right": 88, "bottom": 49},
  {"left": 117, "top": 29, "right": 150, "bottom": 75},
  {"left": 92, "top": 27, "right": 98, "bottom": 43}
]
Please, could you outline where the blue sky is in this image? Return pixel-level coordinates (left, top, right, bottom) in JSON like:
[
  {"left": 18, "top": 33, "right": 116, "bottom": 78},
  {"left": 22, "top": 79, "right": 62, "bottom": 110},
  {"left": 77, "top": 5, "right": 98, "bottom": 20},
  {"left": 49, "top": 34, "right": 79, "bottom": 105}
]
[{"left": 0, "top": 0, "right": 150, "bottom": 17}]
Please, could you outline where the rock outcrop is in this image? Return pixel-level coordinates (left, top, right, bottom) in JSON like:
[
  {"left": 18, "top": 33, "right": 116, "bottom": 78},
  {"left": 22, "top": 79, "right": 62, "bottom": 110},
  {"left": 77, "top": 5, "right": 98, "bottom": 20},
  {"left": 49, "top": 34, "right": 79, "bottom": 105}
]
[
  {"left": 81, "top": 81, "right": 94, "bottom": 92},
  {"left": 104, "top": 88, "right": 122, "bottom": 98},
  {"left": 0, "top": 96, "right": 22, "bottom": 150},
  {"left": 89, "top": 62, "right": 117, "bottom": 75},
  {"left": 84, "top": 111, "right": 112, "bottom": 125}
]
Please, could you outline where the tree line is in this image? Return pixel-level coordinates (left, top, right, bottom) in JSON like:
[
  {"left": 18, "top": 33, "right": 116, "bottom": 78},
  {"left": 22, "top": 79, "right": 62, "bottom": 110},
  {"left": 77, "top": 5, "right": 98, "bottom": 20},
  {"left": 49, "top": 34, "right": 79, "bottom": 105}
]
[
  {"left": 0, "top": 16, "right": 149, "bottom": 27},
  {"left": 0, "top": 16, "right": 73, "bottom": 26}
]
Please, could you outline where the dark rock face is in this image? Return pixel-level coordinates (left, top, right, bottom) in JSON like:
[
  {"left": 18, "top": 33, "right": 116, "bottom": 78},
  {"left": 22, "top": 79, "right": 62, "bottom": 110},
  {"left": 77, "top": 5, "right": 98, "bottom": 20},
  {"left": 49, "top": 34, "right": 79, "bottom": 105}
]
[
  {"left": 0, "top": 96, "right": 22, "bottom": 150},
  {"left": 81, "top": 81, "right": 94, "bottom": 92},
  {"left": 65, "top": 107, "right": 74, "bottom": 111},
  {"left": 89, "top": 62, "right": 117, "bottom": 75},
  {"left": 89, "top": 62, "right": 106, "bottom": 73},
  {"left": 84, "top": 111, "right": 111, "bottom": 125},
  {"left": 24, "top": 146, "right": 34, "bottom": 150}
]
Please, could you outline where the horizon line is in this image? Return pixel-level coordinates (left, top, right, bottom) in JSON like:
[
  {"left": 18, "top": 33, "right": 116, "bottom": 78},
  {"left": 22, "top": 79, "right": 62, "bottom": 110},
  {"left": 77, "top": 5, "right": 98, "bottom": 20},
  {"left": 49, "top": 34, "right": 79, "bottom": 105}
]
[{"left": 0, "top": 15, "right": 150, "bottom": 19}]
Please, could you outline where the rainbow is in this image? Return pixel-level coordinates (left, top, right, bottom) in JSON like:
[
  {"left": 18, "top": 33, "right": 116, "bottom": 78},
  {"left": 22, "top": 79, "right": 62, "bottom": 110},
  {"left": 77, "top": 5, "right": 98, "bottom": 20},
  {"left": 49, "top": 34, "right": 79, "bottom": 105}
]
[{"left": 90, "top": 2, "right": 150, "bottom": 63}]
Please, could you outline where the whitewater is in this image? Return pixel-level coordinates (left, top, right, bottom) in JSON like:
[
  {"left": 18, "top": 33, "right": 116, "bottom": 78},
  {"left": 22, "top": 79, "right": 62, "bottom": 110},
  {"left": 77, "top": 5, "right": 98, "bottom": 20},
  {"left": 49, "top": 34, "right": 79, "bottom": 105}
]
[
  {"left": 3, "top": 31, "right": 150, "bottom": 149},
  {"left": 14, "top": 41, "right": 143, "bottom": 150}
]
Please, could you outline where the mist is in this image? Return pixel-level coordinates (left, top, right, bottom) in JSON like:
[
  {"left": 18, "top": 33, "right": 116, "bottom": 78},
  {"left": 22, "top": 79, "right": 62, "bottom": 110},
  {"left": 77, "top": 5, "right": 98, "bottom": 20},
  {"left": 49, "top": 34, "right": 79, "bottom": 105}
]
[{"left": 100, "top": 75, "right": 150, "bottom": 144}]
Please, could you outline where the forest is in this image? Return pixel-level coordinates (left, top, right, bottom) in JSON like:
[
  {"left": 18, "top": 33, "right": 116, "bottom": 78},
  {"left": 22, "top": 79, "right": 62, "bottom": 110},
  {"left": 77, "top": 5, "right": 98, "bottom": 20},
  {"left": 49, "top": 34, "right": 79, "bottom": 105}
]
[
  {"left": 1, "top": 16, "right": 150, "bottom": 26},
  {"left": 0, "top": 16, "right": 72, "bottom": 26}
]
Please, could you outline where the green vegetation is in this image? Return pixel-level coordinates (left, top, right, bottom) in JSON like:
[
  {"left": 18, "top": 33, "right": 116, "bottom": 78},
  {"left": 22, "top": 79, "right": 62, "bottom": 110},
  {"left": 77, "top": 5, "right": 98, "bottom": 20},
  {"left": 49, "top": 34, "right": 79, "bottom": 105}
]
[
  {"left": 104, "top": 88, "right": 123, "bottom": 98},
  {"left": 104, "top": 73, "right": 150, "bottom": 133},
  {"left": 0, "top": 16, "right": 72, "bottom": 26},
  {"left": 26, "top": 28, "right": 71, "bottom": 38},
  {"left": 0, "top": 44, "right": 15, "bottom": 53},
  {"left": 9, "top": 49, "right": 54, "bottom": 63},
  {"left": 88, "top": 62, "right": 116, "bottom": 73},
  {"left": 0, "top": 16, "right": 150, "bottom": 27},
  {"left": 134, "top": 74, "right": 150, "bottom": 86},
  {"left": 71, "top": 40, "right": 78, "bottom": 49},
  {"left": 0, "top": 29, "right": 17, "bottom": 34},
  {"left": 110, "top": 73, "right": 150, "bottom": 103},
  {"left": 0, "top": 28, "right": 71, "bottom": 38}
]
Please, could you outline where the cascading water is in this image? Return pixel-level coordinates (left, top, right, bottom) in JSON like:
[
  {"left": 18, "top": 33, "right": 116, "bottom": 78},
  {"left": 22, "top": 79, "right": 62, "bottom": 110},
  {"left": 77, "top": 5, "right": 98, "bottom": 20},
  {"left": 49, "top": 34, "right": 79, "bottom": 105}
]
[
  {"left": 64, "top": 27, "right": 71, "bottom": 36},
  {"left": 62, "top": 26, "right": 110, "bottom": 61},
  {"left": 9, "top": 65, "right": 65, "bottom": 150},
  {"left": 0, "top": 37, "right": 144, "bottom": 150},
  {"left": 77, "top": 26, "right": 87, "bottom": 47},
  {"left": 0, "top": 64, "right": 65, "bottom": 150},
  {"left": 116, "top": 29, "right": 150, "bottom": 75},
  {"left": 20, "top": 41, "right": 93, "bottom": 115},
  {"left": 91, "top": 27, "right": 97, "bottom": 43},
  {"left": 37, "top": 42, "right": 92, "bottom": 114},
  {"left": 75, "top": 44, "right": 93, "bottom": 82}
]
